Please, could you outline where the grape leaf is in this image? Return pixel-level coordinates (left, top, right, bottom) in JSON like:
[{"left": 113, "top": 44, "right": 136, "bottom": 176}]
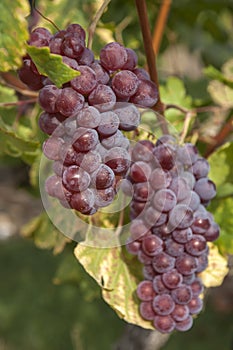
[
  {"left": 21, "top": 212, "right": 70, "bottom": 254},
  {"left": 74, "top": 243, "right": 154, "bottom": 330},
  {"left": 199, "top": 243, "right": 229, "bottom": 288},
  {"left": 160, "top": 77, "right": 192, "bottom": 132},
  {"left": 208, "top": 197, "right": 233, "bottom": 255},
  {"left": 204, "top": 65, "right": 233, "bottom": 89},
  {"left": 0, "top": 117, "right": 40, "bottom": 164},
  {"left": 26, "top": 45, "right": 80, "bottom": 88},
  {"left": 0, "top": 0, "right": 30, "bottom": 72},
  {"left": 207, "top": 80, "right": 233, "bottom": 108},
  {"left": 208, "top": 142, "right": 233, "bottom": 198}
]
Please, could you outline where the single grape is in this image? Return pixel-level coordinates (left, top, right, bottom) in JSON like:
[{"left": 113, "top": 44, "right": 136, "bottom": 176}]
[
  {"left": 152, "top": 189, "right": 177, "bottom": 212},
  {"left": 169, "top": 177, "right": 190, "bottom": 202},
  {"left": 43, "top": 137, "right": 64, "bottom": 160},
  {"left": 190, "top": 158, "right": 210, "bottom": 179},
  {"left": 162, "top": 269, "right": 183, "bottom": 289},
  {"left": 153, "top": 275, "right": 169, "bottom": 294},
  {"left": 61, "top": 32, "right": 85, "bottom": 59},
  {"left": 97, "top": 111, "right": 120, "bottom": 138},
  {"left": 56, "top": 87, "right": 84, "bottom": 117},
  {"left": 122, "top": 48, "right": 138, "bottom": 70},
  {"left": 144, "top": 206, "right": 167, "bottom": 228},
  {"left": 62, "top": 165, "right": 90, "bottom": 192},
  {"left": 177, "top": 143, "right": 198, "bottom": 166},
  {"left": 38, "top": 85, "right": 60, "bottom": 113},
  {"left": 114, "top": 104, "right": 140, "bottom": 131},
  {"left": 204, "top": 222, "right": 220, "bottom": 242},
  {"left": 171, "top": 285, "right": 192, "bottom": 305},
  {"left": 126, "top": 239, "right": 141, "bottom": 255},
  {"left": 80, "top": 150, "right": 102, "bottom": 173},
  {"left": 72, "top": 128, "right": 99, "bottom": 152},
  {"left": 172, "top": 228, "right": 193, "bottom": 244},
  {"left": 153, "top": 315, "right": 176, "bottom": 334},
  {"left": 70, "top": 188, "right": 95, "bottom": 214},
  {"left": 142, "top": 235, "right": 163, "bottom": 256},
  {"left": 180, "top": 191, "right": 200, "bottom": 211},
  {"left": 104, "top": 147, "right": 130, "bottom": 175},
  {"left": 130, "top": 79, "right": 158, "bottom": 107},
  {"left": 152, "top": 252, "right": 175, "bottom": 274},
  {"left": 90, "top": 61, "right": 110, "bottom": 85},
  {"left": 190, "top": 278, "right": 204, "bottom": 297},
  {"left": 194, "top": 178, "right": 216, "bottom": 201},
  {"left": 62, "top": 56, "right": 79, "bottom": 70},
  {"left": 66, "top": 23, "right": 86, "bottom": 41},
  {"left": 175, "top": 253, "right": 198, "bottom": 275},
  {"left": 137, "top": 250, "right": 153, "bottom": 265},
  {"left": 171, "top": 304, "right": 189, "bottom": 322},
  {"left": 139, "top": 301, "right": 155, "bottom": 321},
  {"left": 185, "top": 235, "right": 207, "bottom": 256},
  {"left": 165, "top": 238, "right": 184, "bottom": 257},
  {"left": 192, "top": 212, "right": 211, "bottom": 234},
  {"left": 129, "top": 219, "right": 149, "bottom": 241},
  {"left": 101, "top": 130, "right": 129, "bottom": 149},
  {"left": 130, "top": 200, "right": 146, "bottom": 215},
  {"left": 112, "top": 70, "right": 139, "bottom": 98},
  {"left": 196, "top": 253, "right": 208, "bottom": 273},
  {"left": 76, "top": 106, "right": 101, "bottom": 129},
  {"left": 100, "top": 42, "right": 127, "bottom": 70},
  {"left": 131, "top": 140, "right": 154, "bottom": 163},
  {"left": 169, "top": 204, "right": 194, "bottom": 230},
  {"left": 150, "top": 168, "right": 172, "bottom": 190},
  {"left": 152, "top": 294, "right": 175, "bottom": 316},
  {"left": 153, "top": 144, "right": 175, "bottom": 171},
  {"left": 130, "top": 161, "right": 152, "bottom": 183},
  {"left": 28, "top": 27, "right": 52, "bottom": 46},
  {"left": 91, "top": 164, "right": 115, "bottom": 189},
  {"left": 71, "top": 65, "right": 97, "bottom": 95},
  {"left": 137, "top": 280, "right": 155, "bottom": 301},
  {"left": 175, "top": 315, "right": 193, "bottom": 332},
  {"left": 78, "top": 47, "right": 94, "bottom": 65},
  {"left": 133, "top": 182, "right": 153, "bottom": 202},
  {"left": 18, "top": 59, "right": 44, "bottom": 90},
  {"left": 143, "top": 264, "right": 156, "bottom": 280},
  {"left": 38, "top": 112, "right": 62, "bottom": 135},
  {"left": 88, "top": 84, "right": 116, "bottom": 112},
  {"left": 94, "top": 187, "right": 115, "bottom": 207},
  {"left": 188, "top": 297, "right": 203, "bottom": 314},
  {"left": 182, "top": 273, "right": 196, "bottom": 285},
  {"left": 133, "top": 68, "right": 150, "bottom": 80}
]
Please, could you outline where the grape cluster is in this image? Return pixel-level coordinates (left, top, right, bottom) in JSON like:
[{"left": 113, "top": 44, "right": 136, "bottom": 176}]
[
  {"left": 18, "top": 24, "right": 159, "bottom": 215},
  {"left": 125, "top": 135, "right": 219, "bottom": 333}
]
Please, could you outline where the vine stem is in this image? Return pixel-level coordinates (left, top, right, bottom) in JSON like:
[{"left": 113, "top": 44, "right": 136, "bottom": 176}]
[
  {"left": 0, "top": 98, "right": 37, "bottom": 107},
  {"left": 135, "top": 0, "right": 169, "bottom": 134},
  {"left": 152, "top": 0, "right": 172, "bottom": 55},
  {"left": 87, "top": 0, "right": 111, "bottom": 50},
  {"left": 32, "top": 0, "right": 60, "bottom": 31},
  {"left": 204, "top": 115, "right": 233, "bottom": 157}
]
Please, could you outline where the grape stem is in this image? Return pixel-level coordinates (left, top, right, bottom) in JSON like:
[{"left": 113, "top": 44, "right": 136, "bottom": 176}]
[
  {"left": 115, "top": 196, "right": 127, "bottom": 237},
  {"left": 152, "top": 0, "right": 172, "bottom": 55},
  {"left": 87, "top": 0, "right": 111, "bottom": 50},
  {"left": 179, "top": 111, "right": 196, "bottom": 145},
  {"left": 165, "top": 103, "right": 220, "bottom": 114},
  {"left": 204, "top": 115, "right": 233, "bottom": 157},
  {"left": 135, "top": 0, "right": 169, "bottom": 134},
  {"left": 0, "top": 98, "right": 38, "bottom": 107},
  {"left": 32, "top": 0, "right": 60, "bottom": 31}
]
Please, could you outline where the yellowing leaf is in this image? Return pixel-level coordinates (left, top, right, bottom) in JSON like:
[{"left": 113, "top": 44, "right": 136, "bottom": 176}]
[
  {"left": 199, "top": 243, "right": 229, "bottom": 288},
  {"left": 26, "top": 45, "right": 80, "bottom": 88},
  {"left": 74, "top": 244, "right": 154, "bottom": 330},
  {"left": 0, "top": 0, "right": 30, "bottom": 71}
]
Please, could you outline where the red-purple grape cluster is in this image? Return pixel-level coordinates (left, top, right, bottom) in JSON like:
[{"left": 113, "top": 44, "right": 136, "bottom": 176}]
[
  {"left": 125, "top": 135, "right": 219, "bottom": 333},
  {"left": 18, "top": 23, "right": 159, "bottom": 214}
]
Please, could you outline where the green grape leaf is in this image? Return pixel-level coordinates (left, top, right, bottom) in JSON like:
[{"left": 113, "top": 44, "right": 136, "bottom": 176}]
[
  {"left": 204, "top": 65, "right": 233, "bottom": 89},
  {"left": 208, "top": 142, "right": 233, "bottom": 198},
  {"left": 21, "top": 212, "right": 70, "bottom": 254},
  {"left": 26, "top": 45, "right": 80, "bottom": 88},
  {"left": 0, "top": 0, "right": 30, "bottom": 72},
  {"left": 207, "top": 80, "right": 233, "bottom": 108},
  {"left": 200, "top": 243, "right": 229, "bottom": 288},
  {"left": 53, "top": 254, "right": 99, "bottom": 301},
  {"left": 209, "top": 197, "right": 233, "bottom": 255},
  {"left": 0, "top": 117, "right": 40, "bottom": 164},
  {"left": 160, "top": 77, "right": 193, "bottom": 132},
  {"left": 74, "top": 243, "right": 154, "bottom": 330}
]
